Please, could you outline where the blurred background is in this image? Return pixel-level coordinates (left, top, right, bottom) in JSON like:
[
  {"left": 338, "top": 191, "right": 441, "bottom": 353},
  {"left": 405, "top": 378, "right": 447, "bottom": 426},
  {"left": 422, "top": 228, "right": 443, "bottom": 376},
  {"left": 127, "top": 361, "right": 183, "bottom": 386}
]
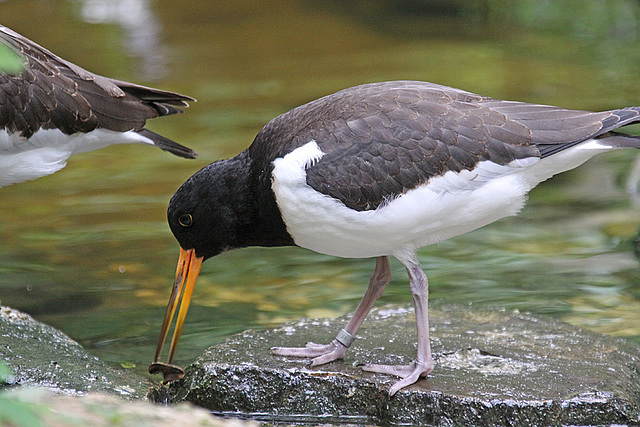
[{"left": 1, "top": 0, "right": 639, "bottom": 378}]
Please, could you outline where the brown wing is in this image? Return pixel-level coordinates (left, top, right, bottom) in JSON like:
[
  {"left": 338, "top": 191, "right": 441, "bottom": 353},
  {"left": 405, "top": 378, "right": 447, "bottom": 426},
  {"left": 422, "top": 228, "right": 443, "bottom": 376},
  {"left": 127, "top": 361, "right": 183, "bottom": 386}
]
[
  {"left": 251, "top": 81, "right": 640, "bottom": 211},
  {"left": 0, "top": 25, "right": 196, "bottom": 158}
]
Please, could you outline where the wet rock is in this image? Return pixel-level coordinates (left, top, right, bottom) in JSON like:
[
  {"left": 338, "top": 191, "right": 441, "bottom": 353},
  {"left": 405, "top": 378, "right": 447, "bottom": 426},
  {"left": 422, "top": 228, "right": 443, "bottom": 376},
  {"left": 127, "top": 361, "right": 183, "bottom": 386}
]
[
  {"left": 149, "top": 305, "right": 640, "bottom": 426},
  {"left": 0, "top": 306, "right": 147, "bottom": 398},
  {"left": 0, "top": 387, "right": 256, "bottom": 427}
]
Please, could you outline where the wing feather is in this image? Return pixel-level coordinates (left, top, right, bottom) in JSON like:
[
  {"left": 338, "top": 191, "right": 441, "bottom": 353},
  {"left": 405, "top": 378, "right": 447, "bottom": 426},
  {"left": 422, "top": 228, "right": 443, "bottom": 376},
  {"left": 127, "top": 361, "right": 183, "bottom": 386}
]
[
  {"left": 250, "top": 81, "right": 640, "bottom": 211},
  {"left": 0, "top": 25, "right": 193, "bottom": 139}
]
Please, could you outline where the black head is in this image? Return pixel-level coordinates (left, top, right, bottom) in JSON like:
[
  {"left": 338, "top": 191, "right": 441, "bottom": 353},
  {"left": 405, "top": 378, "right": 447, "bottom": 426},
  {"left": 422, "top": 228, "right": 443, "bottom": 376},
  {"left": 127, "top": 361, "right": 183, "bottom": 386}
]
[{"left": 167, "top": 156, "right": 251, "bottom": 260}]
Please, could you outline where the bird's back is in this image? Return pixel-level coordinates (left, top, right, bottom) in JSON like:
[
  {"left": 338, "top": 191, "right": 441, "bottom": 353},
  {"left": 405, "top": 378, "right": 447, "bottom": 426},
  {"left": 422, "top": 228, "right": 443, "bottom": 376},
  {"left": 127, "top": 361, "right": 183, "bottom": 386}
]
[{"left": 255, "top": 81, "right": 640, "bottom": 211}]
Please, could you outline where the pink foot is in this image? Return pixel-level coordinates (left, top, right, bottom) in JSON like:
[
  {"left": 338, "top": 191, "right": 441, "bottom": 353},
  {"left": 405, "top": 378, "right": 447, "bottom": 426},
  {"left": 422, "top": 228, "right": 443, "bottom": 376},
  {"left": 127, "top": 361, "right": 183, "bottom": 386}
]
[
  {"left": 271, "top": 340, "right": 347, "bottom": 366},
  {"left": 362, "top": 359, "right": 433, "bottom": 396}
]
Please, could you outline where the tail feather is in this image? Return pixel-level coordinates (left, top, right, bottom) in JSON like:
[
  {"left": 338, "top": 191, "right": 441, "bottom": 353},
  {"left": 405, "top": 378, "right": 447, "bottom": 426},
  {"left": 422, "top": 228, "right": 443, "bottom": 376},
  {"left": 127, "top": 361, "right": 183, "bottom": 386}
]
[
  {"left": 137, "top": 129, "right": 197, "bottom": 159},
  {"left": 604, "top": 107, "right": 640, "bottom": 130},
  {"left": 598, "top": 131, "right": 640, "bottom": 149},
  {"left": 115, "top": 81, "right": 195, "bottom": 117},
  {"left": 537, "top": 107, "right": 640, "bottom": 158}
]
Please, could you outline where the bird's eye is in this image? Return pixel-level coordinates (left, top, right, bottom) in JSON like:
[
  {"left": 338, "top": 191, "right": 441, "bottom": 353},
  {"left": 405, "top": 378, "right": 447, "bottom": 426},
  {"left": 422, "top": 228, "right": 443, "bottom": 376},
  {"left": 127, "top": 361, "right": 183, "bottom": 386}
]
[{"left": 178, "top": 214, "right": 193, "bottom": 227}]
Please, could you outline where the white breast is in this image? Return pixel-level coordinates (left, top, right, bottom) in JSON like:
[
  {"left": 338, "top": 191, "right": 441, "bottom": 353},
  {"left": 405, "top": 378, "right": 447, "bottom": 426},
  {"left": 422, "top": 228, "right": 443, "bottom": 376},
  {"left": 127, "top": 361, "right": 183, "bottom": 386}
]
[{"left": 271, "top": 140, "right": 613, "bottom": 259}]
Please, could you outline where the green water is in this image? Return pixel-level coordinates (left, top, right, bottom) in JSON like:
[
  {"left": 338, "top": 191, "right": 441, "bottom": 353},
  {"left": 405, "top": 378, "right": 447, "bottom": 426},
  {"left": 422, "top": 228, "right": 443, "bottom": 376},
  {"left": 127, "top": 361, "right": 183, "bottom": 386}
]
[{"left": 1, "top": 0, "right": 639, "bottom": 379}]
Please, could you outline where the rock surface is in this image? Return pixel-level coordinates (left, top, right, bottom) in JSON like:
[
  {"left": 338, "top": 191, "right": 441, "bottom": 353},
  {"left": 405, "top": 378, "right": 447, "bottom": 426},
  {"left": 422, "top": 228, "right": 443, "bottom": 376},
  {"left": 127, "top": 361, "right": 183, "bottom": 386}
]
[
  {"left": 0, "top": 305, "right": 256, "bottom": 426},
  {"left": 149, "top": 305, "right": 640, "bottom": 426},
  {"left": 0, "top": 305, "right": 147, "bottom": 398},
  {"left": 0, "top": 387, "right": 255, "bottom": 427}
]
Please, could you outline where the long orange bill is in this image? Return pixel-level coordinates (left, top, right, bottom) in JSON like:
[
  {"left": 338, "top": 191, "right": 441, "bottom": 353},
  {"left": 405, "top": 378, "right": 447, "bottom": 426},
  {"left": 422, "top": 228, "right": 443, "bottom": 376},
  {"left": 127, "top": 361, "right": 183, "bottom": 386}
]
[{"left": 148, "top": 247, "right": 203, "bottom": 381}]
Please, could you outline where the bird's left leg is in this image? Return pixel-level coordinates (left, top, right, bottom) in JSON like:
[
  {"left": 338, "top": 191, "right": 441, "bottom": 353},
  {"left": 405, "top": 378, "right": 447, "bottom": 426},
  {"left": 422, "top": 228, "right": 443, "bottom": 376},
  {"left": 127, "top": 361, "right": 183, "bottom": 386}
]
[
  {"left": 271, "top": 256, "right": 391, "bottom": 365},
  {"left": 362, "top": 253, "right": 433, "bottom": 396}
]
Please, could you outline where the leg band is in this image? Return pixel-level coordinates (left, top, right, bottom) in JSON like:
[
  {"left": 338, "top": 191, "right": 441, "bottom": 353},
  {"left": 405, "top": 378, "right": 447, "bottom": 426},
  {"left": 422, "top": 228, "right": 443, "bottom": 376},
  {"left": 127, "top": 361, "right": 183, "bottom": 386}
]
[{"left": 335, "top": 328, "right": 355, "bottom": 348}]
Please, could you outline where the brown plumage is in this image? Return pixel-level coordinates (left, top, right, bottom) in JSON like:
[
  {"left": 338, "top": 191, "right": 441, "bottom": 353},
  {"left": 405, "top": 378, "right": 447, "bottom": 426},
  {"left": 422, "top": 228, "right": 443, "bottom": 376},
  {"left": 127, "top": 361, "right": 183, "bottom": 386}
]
[{"left": 0, "top": 24, "right": 196, "bottom": 159}]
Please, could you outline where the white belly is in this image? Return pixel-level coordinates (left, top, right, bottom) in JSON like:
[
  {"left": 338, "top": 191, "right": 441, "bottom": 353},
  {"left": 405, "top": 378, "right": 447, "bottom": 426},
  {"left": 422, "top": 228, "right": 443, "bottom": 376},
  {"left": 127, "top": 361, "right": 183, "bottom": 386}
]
[
  {"left": 0, "top": 128, "right": 153, "bottom": 187},
  {"left": 271, "top": 140, "right": 612, "bottom": 259}
]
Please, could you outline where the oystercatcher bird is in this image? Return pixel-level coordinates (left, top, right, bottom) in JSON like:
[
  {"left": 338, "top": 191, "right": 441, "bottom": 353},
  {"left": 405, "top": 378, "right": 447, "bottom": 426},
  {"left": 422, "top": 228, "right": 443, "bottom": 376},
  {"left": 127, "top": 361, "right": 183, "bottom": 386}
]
[
  {"left": 0, "top": 25, "right": 195, "bottom": 188},
  {"left": 150, "top": 81, "right": 640, "bottom": 395}
]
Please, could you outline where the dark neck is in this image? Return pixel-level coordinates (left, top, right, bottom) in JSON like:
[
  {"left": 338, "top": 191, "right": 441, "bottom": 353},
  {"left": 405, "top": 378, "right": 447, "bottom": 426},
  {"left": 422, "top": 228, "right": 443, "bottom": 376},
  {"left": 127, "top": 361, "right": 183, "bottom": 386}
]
[{"left": 227, "top": 151, "right": 295, "bottom": 250}]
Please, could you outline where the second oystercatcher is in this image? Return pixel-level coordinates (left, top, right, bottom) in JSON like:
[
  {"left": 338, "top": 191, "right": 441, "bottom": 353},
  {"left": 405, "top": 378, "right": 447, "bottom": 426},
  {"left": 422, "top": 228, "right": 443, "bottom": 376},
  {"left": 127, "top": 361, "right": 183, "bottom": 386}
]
[{"left": 0, "top": 24, "right": 195, "bottom": 188}]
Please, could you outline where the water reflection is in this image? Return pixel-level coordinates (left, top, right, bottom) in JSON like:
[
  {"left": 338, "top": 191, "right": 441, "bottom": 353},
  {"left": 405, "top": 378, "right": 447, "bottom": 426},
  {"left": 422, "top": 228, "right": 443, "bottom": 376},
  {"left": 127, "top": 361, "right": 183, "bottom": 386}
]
[
  {"left": 76, "top": 0, "right": 167, "bottom": 80},
  {"left": 625, "top": 156, "right": 640, "bottom": 205}
]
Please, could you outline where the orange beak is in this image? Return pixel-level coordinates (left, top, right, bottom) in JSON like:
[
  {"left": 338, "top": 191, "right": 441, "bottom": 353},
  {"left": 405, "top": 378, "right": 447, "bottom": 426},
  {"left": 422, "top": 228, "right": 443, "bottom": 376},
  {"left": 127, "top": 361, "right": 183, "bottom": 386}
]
[{"left": 148, "top": 247, "right": 203, "bottom": 381}]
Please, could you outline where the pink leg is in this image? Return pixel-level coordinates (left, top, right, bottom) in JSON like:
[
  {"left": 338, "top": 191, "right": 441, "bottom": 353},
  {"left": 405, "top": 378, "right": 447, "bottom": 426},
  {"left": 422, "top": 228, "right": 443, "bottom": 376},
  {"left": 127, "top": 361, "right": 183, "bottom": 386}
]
[
  {"left": 271, "top": 256, "right": 391, "bottom": 365},
  {"left": 362, "top": 255, "right": 434, "bottom": 396}
]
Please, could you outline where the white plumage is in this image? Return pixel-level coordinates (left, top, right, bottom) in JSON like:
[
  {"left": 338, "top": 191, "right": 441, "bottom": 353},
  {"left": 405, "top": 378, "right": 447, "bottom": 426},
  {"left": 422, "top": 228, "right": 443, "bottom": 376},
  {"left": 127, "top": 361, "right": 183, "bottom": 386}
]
[
  {"left": 272, "top": 139, "right": 613, "bottom": 260},
  {"left": 0, "top": 128, "right": 159, "bottom": 187}
]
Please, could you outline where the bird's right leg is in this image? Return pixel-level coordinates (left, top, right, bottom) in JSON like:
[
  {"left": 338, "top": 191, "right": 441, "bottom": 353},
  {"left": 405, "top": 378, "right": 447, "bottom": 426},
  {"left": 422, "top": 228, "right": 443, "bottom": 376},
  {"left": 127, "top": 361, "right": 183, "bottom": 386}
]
[
  {"left": 271, "top": 256, "right": 391, "bottom": 365},
  {"left": 361, "top": 253, "right": 434, "bottom": 395}
]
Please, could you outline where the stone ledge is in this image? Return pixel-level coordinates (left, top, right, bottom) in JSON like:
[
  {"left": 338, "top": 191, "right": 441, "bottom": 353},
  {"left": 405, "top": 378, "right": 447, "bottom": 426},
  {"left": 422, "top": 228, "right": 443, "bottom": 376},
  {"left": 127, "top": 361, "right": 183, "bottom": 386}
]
[
  {"left": 0, "top": 305, "right": 147, "bottom": 398},
  {"left": 149, "top": 305, "right": 640, "bottom": 426}
]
